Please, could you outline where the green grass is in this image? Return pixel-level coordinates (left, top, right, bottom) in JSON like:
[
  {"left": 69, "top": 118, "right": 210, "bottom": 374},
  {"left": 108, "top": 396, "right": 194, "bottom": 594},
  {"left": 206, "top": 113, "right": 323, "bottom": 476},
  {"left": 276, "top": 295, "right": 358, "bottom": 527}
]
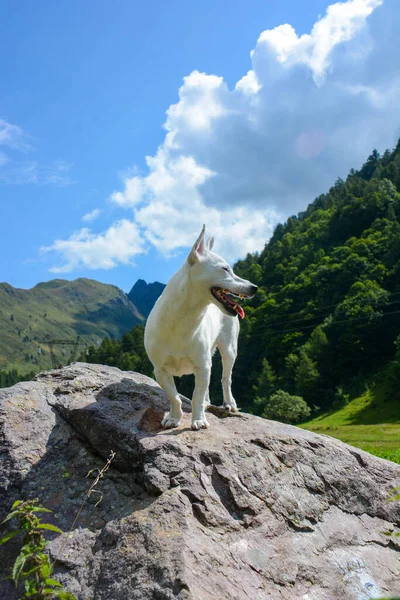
[{"left": 300, "top": 387, "right": 400, "bottom": 464}]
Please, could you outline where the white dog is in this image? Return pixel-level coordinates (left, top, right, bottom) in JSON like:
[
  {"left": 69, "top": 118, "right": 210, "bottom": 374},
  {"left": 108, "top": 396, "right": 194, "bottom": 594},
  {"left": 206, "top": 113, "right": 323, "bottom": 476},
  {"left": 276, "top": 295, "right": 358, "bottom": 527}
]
[{"left": 144, "top": 225, "right": 257, "bottom": 430}]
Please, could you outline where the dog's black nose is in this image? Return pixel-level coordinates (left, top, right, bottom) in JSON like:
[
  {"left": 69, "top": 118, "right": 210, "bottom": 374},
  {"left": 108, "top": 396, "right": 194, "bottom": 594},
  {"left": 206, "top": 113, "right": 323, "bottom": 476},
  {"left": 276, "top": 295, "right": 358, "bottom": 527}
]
[{"left": 251, "top": 284, "right": 258, "bottom": 294}]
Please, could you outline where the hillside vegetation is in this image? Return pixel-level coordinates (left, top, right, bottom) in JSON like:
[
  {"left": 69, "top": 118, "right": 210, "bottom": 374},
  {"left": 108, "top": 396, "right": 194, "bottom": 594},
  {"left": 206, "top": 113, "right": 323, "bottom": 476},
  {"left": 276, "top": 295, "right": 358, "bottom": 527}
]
[
  {"left": 231, "top": 140, "right": 400, "bottom": 417},
  {"left": 83, "top": 324, "right": 153, "bottom": 376},
  {"left": 0, "top": 278, "right": 143, "bottom": 373}
]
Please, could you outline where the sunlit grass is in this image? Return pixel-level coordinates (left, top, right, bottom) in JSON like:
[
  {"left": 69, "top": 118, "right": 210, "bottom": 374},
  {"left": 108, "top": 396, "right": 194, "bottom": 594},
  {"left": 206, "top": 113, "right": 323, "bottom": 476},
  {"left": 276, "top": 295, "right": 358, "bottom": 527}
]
[{"left": 300, "top": 387, "right": 400, "bottom": 464}]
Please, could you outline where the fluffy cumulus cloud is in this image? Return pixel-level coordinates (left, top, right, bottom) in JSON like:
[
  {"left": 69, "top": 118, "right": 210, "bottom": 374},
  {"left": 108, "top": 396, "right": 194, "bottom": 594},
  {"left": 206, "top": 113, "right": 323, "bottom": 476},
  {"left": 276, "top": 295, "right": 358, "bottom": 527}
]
[
  {"left": 42, "top": 220, "right": 146, "bottom": 273},
  {"left": 49, "top": 0, "right": 400, "bottom": 271},
  {"left": 0, "top": 119, "right": 73, "bottom": 185}
]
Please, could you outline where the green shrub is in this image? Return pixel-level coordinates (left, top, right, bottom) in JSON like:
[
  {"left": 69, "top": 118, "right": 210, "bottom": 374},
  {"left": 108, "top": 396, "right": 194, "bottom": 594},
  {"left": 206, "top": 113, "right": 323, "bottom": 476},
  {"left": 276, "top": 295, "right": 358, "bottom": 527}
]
[{"left": 262, "top": 389, "right": 311, "bottom": 424}]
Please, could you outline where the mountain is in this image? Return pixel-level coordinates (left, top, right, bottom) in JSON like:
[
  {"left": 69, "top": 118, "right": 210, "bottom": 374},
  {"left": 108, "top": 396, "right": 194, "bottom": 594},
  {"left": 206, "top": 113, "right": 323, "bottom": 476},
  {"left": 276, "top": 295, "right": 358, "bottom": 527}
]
[
  {"left": 0, "top": 278, "right": 143, "bottom": 373},
  {"left": 127, "top": 278, "right": 165, "bottom": 318}
]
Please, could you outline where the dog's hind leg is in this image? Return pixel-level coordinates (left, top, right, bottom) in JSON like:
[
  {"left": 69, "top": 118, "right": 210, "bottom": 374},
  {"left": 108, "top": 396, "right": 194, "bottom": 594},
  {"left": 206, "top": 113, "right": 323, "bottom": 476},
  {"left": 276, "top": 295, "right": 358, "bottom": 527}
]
[
  {"left": 155, "top": 369, "right": 183, "bottom": 428},
  {"left": 215, "top": 315, "right": 239, "bottom": 412},
  {"left": 192, "top": 366, "right": 211, "bottom": 430}
]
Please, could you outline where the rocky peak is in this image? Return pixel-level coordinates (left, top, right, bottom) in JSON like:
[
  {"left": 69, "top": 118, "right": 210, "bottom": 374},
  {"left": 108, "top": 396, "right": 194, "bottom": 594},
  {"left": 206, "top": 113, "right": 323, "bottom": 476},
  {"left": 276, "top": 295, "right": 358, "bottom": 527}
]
[
  {"left": 0, "top": 363, "right": 399, "bottom": 599},
  {"left": 128, "top": 279, "right": 166, "bottom": 318}
]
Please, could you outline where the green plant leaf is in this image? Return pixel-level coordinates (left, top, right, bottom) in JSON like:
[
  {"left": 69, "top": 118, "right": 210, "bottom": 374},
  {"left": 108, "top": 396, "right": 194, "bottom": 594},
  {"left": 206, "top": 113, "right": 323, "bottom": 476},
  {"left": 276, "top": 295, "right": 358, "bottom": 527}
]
[
  {"left": 37, "top": 524, "right": 63, "bottom": 534},
  {"left": 22, "top": 565, "right": 40, "bottom": 576},
  {"left": 20, "top": 543, "right": 36, "bottom": 557},
  {"left": 22, "top": 504, "right": 40, "bottom": 513},
  {"left": 54, "top": 591, "right": 77, "bottom": 599},
  {"left": 41, "top": 563, "right": 52, "bottom": 579},
  {"left": 1, "top": 510, "right": 22, "bottom": 524},
  {"left": 0, "top": 530, "right": 21, "bottom": 545},
  {"left": 12, "top": 552, "right": 27, "bottom": 585},
  {"left": 24, "top": 578, "right": 38, "bottom": 594},
  {"left": 11, "top": 500, "right": 22, "bottom": 510},
  {"left": 31, "top": 507, "right": 52, "bottom": 514},
  {"left": 45, "top": 578, "right": 63, "bottom": 587}
]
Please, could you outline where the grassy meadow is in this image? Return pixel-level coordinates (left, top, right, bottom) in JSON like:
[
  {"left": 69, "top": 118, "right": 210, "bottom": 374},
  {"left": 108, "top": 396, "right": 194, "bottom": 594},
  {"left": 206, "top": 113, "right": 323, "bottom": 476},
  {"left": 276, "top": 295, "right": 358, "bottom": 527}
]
[{"left": 300, "top": 385, "right": 400, "bottom": 464}]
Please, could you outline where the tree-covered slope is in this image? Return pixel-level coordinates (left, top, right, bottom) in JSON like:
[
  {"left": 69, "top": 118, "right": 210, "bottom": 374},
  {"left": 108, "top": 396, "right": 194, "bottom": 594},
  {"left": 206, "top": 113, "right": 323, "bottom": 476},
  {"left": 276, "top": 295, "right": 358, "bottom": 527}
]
[
  {"left": 0, "top": 278, "right": 143, "bottom": 373},
  {"left": 232, "top": 140, "right": 400, "bottom": 415},
  {"left": 83, "top": 324, "right": 153, "bottom": 376}
]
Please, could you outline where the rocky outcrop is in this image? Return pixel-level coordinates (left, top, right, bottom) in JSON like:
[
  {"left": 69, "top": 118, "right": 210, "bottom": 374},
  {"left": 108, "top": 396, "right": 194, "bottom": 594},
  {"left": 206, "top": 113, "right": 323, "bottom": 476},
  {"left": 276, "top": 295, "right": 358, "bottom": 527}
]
[{"left": 0, "top": 363, "right": 399, "bottom": 600}]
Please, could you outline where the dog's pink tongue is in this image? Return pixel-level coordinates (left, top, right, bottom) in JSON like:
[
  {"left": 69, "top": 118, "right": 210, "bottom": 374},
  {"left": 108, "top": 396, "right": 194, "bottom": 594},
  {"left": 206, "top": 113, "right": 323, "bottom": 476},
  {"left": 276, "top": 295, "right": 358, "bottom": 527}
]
[{"left": 236, "top": 305, "right": 245, "bottom": 319}]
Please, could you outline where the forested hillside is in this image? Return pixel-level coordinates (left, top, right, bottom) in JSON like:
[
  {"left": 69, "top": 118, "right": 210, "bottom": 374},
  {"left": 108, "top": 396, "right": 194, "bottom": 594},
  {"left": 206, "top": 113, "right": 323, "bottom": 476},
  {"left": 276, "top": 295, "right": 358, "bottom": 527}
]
[
  {"left": 232, "top": 140, "right": 400, "bottom": 414},
  {"left": 83, "top": 324, "right": 153, "bottom": 376},
  {"left": 84, "top": 140, "right": 400, "bottom": 426}
]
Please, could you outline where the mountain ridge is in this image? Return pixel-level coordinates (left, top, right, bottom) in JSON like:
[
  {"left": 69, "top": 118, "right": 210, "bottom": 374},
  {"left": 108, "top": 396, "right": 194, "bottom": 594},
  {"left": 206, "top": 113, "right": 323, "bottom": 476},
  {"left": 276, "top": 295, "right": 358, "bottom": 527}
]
[
  {"left": 128, "top": 278, "right": 166, "bottom": 318},
  {"left": 0, "top": 277, "right": 148, "bottom": 373}
]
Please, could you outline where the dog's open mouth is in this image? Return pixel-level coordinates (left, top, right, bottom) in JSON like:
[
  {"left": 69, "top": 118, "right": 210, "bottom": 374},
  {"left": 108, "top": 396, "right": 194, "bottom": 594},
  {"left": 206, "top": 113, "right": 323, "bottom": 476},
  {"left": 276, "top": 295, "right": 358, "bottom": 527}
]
[{"left": 211, "top": 287, "right": 248, "bottom": 319}]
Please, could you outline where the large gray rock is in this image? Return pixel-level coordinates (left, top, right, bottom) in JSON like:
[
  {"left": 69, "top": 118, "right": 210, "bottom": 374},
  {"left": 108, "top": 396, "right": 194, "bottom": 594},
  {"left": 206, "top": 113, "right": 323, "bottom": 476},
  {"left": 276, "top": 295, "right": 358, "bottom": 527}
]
[{"left": 0, "top": 363, "right": 399, "bottom": 600}]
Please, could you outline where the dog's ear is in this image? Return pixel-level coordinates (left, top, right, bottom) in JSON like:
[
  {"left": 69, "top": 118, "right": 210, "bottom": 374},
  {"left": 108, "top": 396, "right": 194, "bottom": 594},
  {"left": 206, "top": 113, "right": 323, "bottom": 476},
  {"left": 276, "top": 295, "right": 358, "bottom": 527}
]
[
  {"left": 207, "top": 236, "right": 214, "bottom": 251},
  {"left": 187, "top": 224, "right": 206, "bottom": 265}
]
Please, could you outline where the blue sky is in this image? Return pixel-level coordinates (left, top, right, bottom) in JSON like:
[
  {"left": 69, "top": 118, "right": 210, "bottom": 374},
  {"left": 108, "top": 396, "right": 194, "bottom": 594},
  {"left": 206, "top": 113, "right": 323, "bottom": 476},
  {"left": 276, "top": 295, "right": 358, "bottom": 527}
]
[{"left": 1, "top": 0, "right": 399, "bottom": 292}]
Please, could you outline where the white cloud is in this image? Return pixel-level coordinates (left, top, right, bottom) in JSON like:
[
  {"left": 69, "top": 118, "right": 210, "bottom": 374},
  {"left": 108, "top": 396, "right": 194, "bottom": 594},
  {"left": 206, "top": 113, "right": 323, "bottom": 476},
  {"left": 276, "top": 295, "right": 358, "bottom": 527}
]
[
  {"left": 82, "top": 208, "right": 102, "bottom": 222},
  {"left": 165, "top": 71, "right": 230, "bottom": 132},
  {"left": 110, "top": 176, "right": 145, "bottom": 207},
  {"left": 130, "top": 150, "right": 276, "bottom": 259},
  {"left": 0, "top": 119, "right": 31, "bottom": 151},
  {"left": 42, "top": 220, "right": 146, "bottom": 273},
  {"left": 0, "top": 159, "right": 74, "bottom": 185},
  {"left": 235, "top": 70, "right": 261, "bottom": 95},
  {"left": 48, "top": 0, "right": 399, "bottom": 272},
  {"left": 0, "top": 119, "right": 73, "bottom": 185},
  {"left": 256, "top": 0, "right": 382, "bottom": 83}
]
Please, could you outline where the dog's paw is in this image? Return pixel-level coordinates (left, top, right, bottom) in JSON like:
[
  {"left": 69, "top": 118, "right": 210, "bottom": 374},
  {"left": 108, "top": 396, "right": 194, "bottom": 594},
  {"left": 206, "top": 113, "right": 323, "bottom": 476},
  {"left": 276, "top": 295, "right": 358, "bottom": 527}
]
[
  {"left": 222, "top": 403, "right": 239, "bottom": 413},
  {"left": 161, "top": 413, "right": 181, "bottom": 428},
  {"left": 191, "top": 418, "right": 210, "bottom": 430}
]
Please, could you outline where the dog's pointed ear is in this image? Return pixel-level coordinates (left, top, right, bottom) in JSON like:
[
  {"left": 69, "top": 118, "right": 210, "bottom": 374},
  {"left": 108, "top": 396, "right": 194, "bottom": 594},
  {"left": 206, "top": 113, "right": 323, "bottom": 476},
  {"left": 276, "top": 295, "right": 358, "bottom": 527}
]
[
  {"left": 207, "top": 236, "right": 215, "bottom": 251},
  {"left": 187, "top": 225, "right": 206, "bottom": 265}
]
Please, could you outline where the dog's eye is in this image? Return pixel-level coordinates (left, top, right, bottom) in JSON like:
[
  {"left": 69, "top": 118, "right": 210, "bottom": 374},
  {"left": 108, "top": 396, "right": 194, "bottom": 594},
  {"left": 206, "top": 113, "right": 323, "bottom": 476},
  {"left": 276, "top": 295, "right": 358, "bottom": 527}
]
[{"left": 222, "top": 266, "right": 229, "bottom": 272}]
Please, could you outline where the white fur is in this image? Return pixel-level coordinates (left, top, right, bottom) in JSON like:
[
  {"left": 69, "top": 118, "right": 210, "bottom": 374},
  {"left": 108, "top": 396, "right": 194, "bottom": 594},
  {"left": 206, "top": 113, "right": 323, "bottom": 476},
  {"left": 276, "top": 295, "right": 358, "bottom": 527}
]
[{"left": 144, "top": 225, "right": 257, "bottom": 430}]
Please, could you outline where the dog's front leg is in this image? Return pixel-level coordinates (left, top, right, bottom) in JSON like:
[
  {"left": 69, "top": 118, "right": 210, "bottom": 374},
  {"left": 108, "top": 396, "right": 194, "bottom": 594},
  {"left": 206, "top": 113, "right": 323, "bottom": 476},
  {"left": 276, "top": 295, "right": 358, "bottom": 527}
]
[
  {"left": 219, "top": 344, "right": 238, "bottom": 412},
  {"left": 155, "top": 368, "right": 183, "bottom": 428},
  {"left": 191, "top": 367, "right": 211, "bottom": 430}
]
